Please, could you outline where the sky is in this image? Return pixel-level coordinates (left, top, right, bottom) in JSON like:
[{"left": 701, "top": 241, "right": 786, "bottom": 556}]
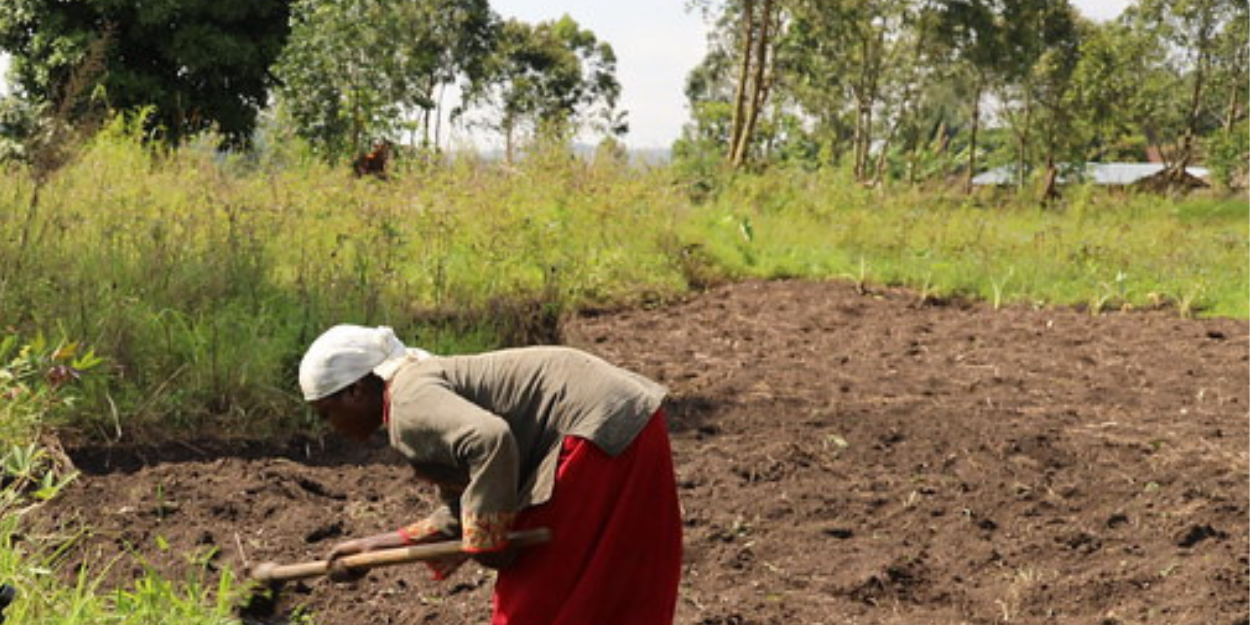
[{"left": 0, "top": 0, "right": 1134, "bottom": 149}]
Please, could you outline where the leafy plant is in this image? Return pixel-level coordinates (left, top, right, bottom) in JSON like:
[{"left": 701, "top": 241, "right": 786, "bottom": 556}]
[{"left": 0, "top": 333, "right": 101, "bottom": 447}]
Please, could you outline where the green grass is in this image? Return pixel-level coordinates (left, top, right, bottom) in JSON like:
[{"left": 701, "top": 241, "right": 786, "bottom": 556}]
[
  {"left": 0, "top": 512, "right": 244, "bottom": 625},
  {"left": 0, "top": 336, "right": 245, "bottom": 624},
  {"left": 0, "top": 120, "right": 1245, "bottom": 440},
  {"left": 688, "top": 170, "right": 1248, "bottom": 318}
]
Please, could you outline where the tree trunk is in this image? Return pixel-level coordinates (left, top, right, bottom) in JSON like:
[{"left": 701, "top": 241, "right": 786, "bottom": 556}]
[
  {"left": 965, "top": 75, "right": 983, "bottom": 194},
  {"left": 873, "top": 119, "right": 898, "bottom": 186},
  {"left": 874, "top": 67, "right": 909, "bottom": 186},
  {"left": 504, "top": 114, "right": 515, "bottom": 165},
  {"left": 1226, "top": 34, "right": 1247, "bottom": 133},
  {"left": 879, "top": 28, "right": 922, "bottom": 187},
  {"left": 1042, "top": 126, "right": 1059, "bottom": 203},
  {"left": 1226, "top": 80, "right": 1243, "bottom": 134},
  {"left": 421, "top": 73, "right": 438, "bottom": 149},
  {"left": 733, "top": 0, "right": 774, "bottom": 168},
  {"left": 1175, "top": 27, "right": 1214, "bottom": 181},
  {"left": 352, "top": 94, "right": 364, "bottom": 160},
  {"left": 435, "top": 82, "right": 447, "bottom": 150},
  {"left": 728, "top": 0, "right": 756, "bottom": 162},
  {"left": 852, "top": 33, "right": 872, "bottom": 181},
  {"left": 422, "top": 107, "right": 433, "bottom": 148},
  {"left": 1016, "top": 89, "right": 1031, "bottom": 192},
  {"left": 1174, "top": 52, "right": 1207, "bottom": 179}
]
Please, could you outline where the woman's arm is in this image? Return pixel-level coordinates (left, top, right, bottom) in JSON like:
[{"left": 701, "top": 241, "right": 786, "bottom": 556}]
[{"left": 391, "top": 385, "right": 522, "bottom": 553}]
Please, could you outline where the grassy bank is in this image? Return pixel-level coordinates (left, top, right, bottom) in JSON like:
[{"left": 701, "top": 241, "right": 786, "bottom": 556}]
[
  {"left": 689, "top": 169, "right": 1247, "bottom": 317},
  {"left": 0, "top": 123, "right": 1245, "bottom": 439}
]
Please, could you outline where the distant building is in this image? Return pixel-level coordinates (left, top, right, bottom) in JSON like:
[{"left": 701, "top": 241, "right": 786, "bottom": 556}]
[{"left": 972, "top": 163, "right": 1211, "bottom": 189}]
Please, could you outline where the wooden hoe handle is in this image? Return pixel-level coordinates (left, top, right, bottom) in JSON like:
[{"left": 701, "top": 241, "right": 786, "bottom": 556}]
[{"left": 250, "top": 527, "right": 551, "bottom": 582}]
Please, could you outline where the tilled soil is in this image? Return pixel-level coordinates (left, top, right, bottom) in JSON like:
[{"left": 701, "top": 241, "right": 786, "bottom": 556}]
[{"left": 37, "top": 279, "right": 1250, "bottom": 624}]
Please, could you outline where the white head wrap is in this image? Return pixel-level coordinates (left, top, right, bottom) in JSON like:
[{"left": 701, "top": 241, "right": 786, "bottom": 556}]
[{"left": 298, "top": 325, "right": 432, "bottom": 401}]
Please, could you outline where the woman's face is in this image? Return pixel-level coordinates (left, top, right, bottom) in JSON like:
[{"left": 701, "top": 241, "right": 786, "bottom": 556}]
[{"left": 310, "top": 381, "right": 383, "bottom": 442}]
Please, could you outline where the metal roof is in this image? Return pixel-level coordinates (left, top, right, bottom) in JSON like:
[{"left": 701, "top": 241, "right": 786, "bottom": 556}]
[{"left": 972, "top": 163, "right": 1211, "bottom": 186}]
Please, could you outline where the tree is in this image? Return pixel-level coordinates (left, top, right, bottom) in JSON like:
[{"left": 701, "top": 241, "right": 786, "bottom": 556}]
[
  {"left": 987, "top": 0, "right": 1081, "bottom": 192},
  {"left": 413, "top": 0, "right": 496, "bottom": 148},
  {"left": 458, "top": 16, "right": 624, "bottom": 162},
  {"left": 1027, "top": 10, "right": 1084, "bottom": 200},
  {"left": 1069, "top": 21, "right": 1150, "bottom": 161},
  {"left": 725, "top": 0, "right": 783, "bottom": 168},
  {"left": 273, "top": 0, "right": 495, "bottom": 160},
  {"left": 0, "top": 0, "right": 291, "bottom": 146},
  {"left": 1208, "top": 0, "right": 1249, "bottom": 135},
  {"left": 1129, "top": 0, "right": 1243, "bottom": 178},
  {"left": 931, "top": 0, "right": 1013, "bottom": 191},
  {"left": 1204, "top": 0, "right": 1249, "bottom": 186},
  {"left": 0, "top": 96, "right": 38, "bottom": 163},
  {"left": 784, "top": 0, "right": 928, "bottom": 182}
]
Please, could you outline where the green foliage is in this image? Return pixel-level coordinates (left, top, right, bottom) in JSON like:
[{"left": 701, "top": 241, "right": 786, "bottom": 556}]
[
  {"left": 0, "top": 95, "right": 39, "bottom": 162},
  {"left": 678, "top": 0, "right": 1245, "bottom": 185},
  {"left": 458, "top": 15, "right": 624, "bottom": 160},
  {"left": 0, "top": 332, "right": 97, "bottom": 520},
  {"left": 0, "top": 121, "right": 689, "bottom": 436},
  {"left": 0, "top": 122, "right": 1245, "bottom": 440},
  {"left": 0, "top": 333, "right": 101, "bottom": 447},
  {"left": 1124, "top": 0, "right": 1243, "bottom": 167},
  {"left": 0, "top": 513, "right": 242, "bottom": 625},
  {"left": 273, "top": 0, "right": 495, "bottom": 159},
  {"left": 672, "top": 101, "right": 735, "bottom": 198},
  {"left": 0, "top": 0, "right": 291, "bottom": 146},
  {"left": 1205, "top": 120, "right": 1249, "bottom": 188},
  {"left": 0, "top": 443, "right": 78, "bottom": 512}
]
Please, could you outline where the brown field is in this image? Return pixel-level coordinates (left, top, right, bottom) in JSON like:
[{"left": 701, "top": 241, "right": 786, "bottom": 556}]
[{"left": 41, "top": 279, "right": 1249, "bottom": 624}]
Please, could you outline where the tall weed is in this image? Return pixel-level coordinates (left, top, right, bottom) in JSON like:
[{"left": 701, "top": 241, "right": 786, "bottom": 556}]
[{"left": 0, "top": 127, "right": 1244, "bottom": 438}]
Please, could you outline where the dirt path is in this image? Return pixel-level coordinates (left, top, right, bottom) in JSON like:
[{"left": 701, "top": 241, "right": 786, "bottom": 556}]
[{"left": 42, "top": 280, "right": 1249, "bottom": 624}]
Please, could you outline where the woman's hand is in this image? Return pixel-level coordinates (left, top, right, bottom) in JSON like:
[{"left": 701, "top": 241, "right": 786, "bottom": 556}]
[{"left": 326, "top": 532, "right": 406, "bottom": 582}]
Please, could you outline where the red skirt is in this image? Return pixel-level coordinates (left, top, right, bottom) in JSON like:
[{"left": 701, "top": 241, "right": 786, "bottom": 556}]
[{"left": 492, "top": 409, "right": 682, "bottom": 625}]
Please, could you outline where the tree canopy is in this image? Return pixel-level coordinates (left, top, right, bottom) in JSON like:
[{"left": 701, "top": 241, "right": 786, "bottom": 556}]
[
  {"left": 0, "top": 0, "right": 291, "bottom": 146},
  {"left": 679, "top": 0, "right": 1249, "bottom": 189},
  {"left": 272, "top": 0, "right": 495, "bottom": 159},
  {"left": 456, "top": 15, "right": 625, "bottom": 161}
]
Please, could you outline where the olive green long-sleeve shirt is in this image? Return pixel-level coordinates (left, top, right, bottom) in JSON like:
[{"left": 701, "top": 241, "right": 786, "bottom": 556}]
[{"left": 386, "top": 346, "right": 666, "bottom": 549}]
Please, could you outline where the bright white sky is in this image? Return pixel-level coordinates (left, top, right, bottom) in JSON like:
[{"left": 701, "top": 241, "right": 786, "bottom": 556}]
[{"left": 0, "top": 0, "right": 1133, "bottom": 149}]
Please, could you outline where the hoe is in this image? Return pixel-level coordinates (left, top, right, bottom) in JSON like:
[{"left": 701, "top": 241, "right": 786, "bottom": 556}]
[{"left": 241, "top": 528, "right": 550, "bottom": 617}]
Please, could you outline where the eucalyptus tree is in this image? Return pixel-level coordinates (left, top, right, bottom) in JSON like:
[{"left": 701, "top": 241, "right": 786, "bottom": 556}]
[
  {"left": 1025, "top": 6, "right": 1083, "bottom": 199},
  {"left": 675, "top": 46, "right": 738, "bottom": 164},
  {"left": 782, "top": 0, "right": 900, "bottom": 179},
  {"left": 787, "top": 0, "right": 943, "bottom": 183},
  {"left": 456, "top": 15, "right": 624, "bottom": 162},
  {"left": 930, "top": 0, "right": 1012, "bottom": 190},
  {"left": 1208, "top": 2, "right": 1249, "bottom": 136},
  {"left": 680, "top": 2, "right": 772, "bottom": 168},
  {"left": 273, "top": 0, "right": 494, "bottom": 160},
  {"left": 1067, "top": 19, "right": 1171, "bottom": 164},
  {"left": 679, "top": 0, "right": 787, "bottom": 169},
  {"left": 1128, "top": 0, "right": 1244, "bottom": 178},
  {"left": 400, "top": 0, "right": 495, "bottom": 148},
  {"left": 1204, "top": 1, "right": 1248, "bottom": 185},
  {"left": 685, "top": 0, "right": 935, "bottom": 175},
  {"left": 725, "top": 0, "right": 784, "bottom": 167},
  {"left": 988, "top": 0, "right": 1081, "bottom": 190},
  {"left": 0, "top": 0, "right": 291, "bottom": 146}
]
